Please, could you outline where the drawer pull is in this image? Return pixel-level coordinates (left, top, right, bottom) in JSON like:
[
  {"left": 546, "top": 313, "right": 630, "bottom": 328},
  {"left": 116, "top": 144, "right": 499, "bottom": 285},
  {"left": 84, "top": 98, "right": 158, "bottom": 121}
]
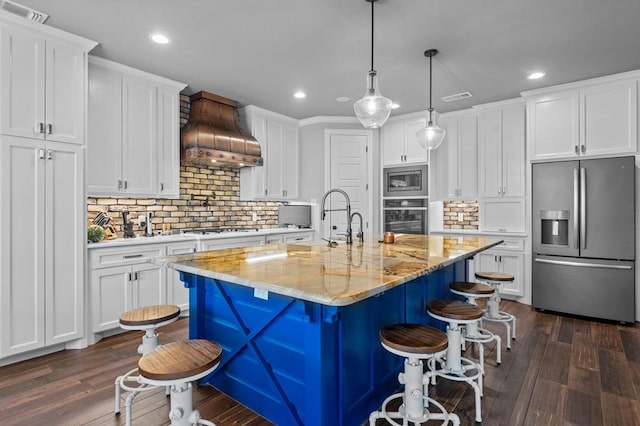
[{"left": 123, "top": 254, "right": 144, "bottom": 259}]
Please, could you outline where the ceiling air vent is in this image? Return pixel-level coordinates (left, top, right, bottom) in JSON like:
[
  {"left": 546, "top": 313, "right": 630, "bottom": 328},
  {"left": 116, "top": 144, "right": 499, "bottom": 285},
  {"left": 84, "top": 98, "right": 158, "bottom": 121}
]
[
  {"left": 442, "top": 91, "right": 473, "bottom": 102},
  {"left": 0, "top": 0, "right": 48, "bottom": 23}
]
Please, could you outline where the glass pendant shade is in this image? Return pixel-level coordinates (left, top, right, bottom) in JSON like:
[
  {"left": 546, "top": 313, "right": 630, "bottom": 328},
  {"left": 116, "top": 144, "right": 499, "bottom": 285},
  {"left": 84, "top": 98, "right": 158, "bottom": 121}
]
[
  {"left": 416, "top": 118, "right": 446, "bottom": 150},
  {"left": 354, "top": 70, "right": 393, "bottom": 129}
]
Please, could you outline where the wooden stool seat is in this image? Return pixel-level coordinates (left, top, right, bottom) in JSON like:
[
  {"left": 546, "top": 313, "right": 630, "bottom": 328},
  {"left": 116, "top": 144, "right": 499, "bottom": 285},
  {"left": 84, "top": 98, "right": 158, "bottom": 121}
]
[
  {"left": 474, "top": 271, "right": 514, "bottom": 282},
  {"left": 380, "top": 323, "right": 448, "bottom": 355},
  {"left": 449, "top": 281, "right": 494, "bottom": 296},
  {"left": 119, "top": 305, "right": 180, "bottom": 327},
  {"left": 428, "top": 300, "right": 483, "bottom": 321},
  {"left": 138, "top": 340, "right": 223, "bottom": 382}
]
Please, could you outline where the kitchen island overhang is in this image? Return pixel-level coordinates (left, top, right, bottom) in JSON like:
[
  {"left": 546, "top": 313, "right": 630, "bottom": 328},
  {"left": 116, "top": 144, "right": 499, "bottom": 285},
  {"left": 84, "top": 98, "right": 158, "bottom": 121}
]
[{"left": 152, "top": 234, "right": 501, "bottom": 426}]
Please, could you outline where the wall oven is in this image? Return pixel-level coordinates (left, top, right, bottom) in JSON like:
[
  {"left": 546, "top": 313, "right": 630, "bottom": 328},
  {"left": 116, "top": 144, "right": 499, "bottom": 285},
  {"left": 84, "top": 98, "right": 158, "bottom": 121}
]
[
  {"left": 383, "top": 164, "right": 428, "bottom": 198},
  {"left": 383, "top": 198, "right": 429, "bottom": 235}
]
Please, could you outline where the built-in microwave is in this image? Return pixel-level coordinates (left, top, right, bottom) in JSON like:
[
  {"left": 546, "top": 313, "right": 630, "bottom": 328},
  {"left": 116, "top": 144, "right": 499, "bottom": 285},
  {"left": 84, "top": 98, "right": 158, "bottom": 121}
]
[{"left": 383, "top": 164, "right": 428, "bottom": 198}]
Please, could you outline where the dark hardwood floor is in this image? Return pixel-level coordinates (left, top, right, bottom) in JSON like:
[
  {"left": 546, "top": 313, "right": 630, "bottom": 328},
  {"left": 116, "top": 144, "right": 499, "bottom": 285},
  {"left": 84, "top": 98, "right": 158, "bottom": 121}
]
[{"left": 1, "top": 300, "right": 640, "bottom": 425}]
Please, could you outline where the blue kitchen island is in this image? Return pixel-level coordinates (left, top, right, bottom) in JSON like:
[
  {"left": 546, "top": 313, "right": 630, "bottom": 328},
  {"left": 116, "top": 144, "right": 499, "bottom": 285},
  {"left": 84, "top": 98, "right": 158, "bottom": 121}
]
[{"left": 153, "top": 234, "right": 500, "bottom": 426}]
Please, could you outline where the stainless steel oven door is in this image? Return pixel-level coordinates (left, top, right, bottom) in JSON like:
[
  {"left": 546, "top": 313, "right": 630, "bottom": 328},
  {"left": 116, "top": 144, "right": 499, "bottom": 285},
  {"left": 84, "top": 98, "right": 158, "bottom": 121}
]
[
  {"left": 383, "top": 164, "right": 428, "bottom": 198},
  {"left": 383, "top": 198, "right": 428, "bottom": 235}
]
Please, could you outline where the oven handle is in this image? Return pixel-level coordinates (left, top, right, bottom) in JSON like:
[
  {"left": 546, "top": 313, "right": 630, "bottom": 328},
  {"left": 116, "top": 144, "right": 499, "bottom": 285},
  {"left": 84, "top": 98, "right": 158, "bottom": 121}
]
[{"left": 382, "top": 207, "right": 428, "bottom": 211}]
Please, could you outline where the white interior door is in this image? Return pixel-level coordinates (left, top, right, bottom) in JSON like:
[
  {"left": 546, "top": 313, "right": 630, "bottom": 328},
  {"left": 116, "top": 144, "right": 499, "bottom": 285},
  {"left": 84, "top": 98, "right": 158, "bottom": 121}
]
[{"left": 323, "top": 129, "right": 372, "bottom": 241}]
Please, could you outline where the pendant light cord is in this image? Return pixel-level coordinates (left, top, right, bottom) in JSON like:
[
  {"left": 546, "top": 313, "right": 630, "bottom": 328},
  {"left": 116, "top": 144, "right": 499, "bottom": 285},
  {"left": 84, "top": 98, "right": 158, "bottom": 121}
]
[
  {"left": 370, "top": 0, "right": 374, "bottom": 72},
  {"left": 429, "top": 53, "right": 433, "bottom": 111}
]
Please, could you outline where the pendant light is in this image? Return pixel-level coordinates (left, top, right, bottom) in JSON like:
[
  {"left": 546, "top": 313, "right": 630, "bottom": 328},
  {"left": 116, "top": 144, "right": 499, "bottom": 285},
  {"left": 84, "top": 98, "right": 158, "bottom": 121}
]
[
  {"left": 353, "top": 0, "right": 392, "bottom": 129},
  {"left": 416, "top": 49, "right": 446, "bottom": 150}
]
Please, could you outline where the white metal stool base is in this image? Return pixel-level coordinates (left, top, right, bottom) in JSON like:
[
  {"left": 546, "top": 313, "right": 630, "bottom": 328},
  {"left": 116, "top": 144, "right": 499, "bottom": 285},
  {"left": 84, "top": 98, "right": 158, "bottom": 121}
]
[
  {"left": 121, "top": 363, "right": 219, "bottom": 426},
  {"left": 370, "top": 348, "right": 460, "bottom": 426},
  {"left": 427, "top": 314, "right": 484, "bottom": 423},
  {"left": 482, "top": 285, "right": 517, "bottom": 350},
  {"left": 450, "top": 290, "right": 503, "bottom": 369},
  {"left": 462, "top": 325, "right": 502, "bottom": 371}
]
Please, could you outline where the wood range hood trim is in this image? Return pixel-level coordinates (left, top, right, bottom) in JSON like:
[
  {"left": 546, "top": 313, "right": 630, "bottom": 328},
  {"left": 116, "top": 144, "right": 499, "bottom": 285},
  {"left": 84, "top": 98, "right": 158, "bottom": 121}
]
[{"left": 180, "top": 91, "right": 263, "bottom": 168}]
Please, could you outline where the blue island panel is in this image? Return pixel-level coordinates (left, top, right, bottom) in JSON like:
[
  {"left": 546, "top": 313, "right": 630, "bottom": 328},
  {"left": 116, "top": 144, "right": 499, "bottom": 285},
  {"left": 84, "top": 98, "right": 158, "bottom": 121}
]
[{"left": 180, "top": 257, "right": 465, "bottom": 426}]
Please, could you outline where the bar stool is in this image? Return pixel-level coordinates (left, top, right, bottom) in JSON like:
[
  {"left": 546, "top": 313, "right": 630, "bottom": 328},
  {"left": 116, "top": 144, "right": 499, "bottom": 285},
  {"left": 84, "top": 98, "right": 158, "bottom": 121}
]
[
  {"left": 115, "top": 305, "right": 181, "bottom": 425},
  {"left": 449, "top": 281, "right": 502, "bottom": 370},
  {"left": 369, "top": 324, "right": 460, "bottom": 426},
  {"left": 427, "top": 300, "right": 483, "bottom": 423},
  {"left": 474, "top": 271, "right": 517, "bottom": 350},
  {"left": 121, "top": 339, "right": 222, "bottom": 426}
]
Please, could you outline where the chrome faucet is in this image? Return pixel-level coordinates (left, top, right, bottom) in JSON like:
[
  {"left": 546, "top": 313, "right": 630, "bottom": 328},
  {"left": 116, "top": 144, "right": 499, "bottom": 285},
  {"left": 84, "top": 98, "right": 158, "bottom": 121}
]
[
  {"left": 320, "top": 188, "right": 352, "bottom": 245},
  {"left": 350, "top": 212, "right": 364, "bottom": 243}
]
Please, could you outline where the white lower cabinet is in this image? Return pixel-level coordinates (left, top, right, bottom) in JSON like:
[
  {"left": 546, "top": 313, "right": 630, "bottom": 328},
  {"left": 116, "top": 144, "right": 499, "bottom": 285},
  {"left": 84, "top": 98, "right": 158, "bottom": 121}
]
[
  {"left": 88, "top": 230, "right": 316, "bottom": 339},
  {"left": 199, "top": 235, "right": 266, "bottom": 251},
  {"left": 89, "top": 244, "right": 166, "bottom": 335},
  {"left": 283, "top": 232, "right": 314, "bottom": 243},
  {"left": 475, "top": 239, "right": 525, "bottom": 297},
  {"left": 166, "top": 241, "right": 198, "bottom": 313}
]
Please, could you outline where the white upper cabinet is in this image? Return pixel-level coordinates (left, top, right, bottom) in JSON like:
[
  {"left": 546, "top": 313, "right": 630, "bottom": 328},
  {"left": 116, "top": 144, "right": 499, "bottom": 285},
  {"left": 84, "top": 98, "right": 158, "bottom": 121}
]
[
  {"left": 435, "top": 111, "right": 477, "bottom": 200},
  {"left": 0, "top": 19, "right": 95, "bottom": 144},
  {"left": 87, "top": 56, "right": 186, "bottom": 198},
  {"left": 478, "top": 102, "right": 525, "bottom": 198},
  {"left": 580, "top": 80, "right": 637, "bottom": 157},
  {"left": 381, "top": 117, "right": 428, "bottom": 166},
  {"left": 526, "top": 75, "right": 638, "bottom": 161},
  {"left": 240, "top": 105, "right": 299, "bottom": 200}
]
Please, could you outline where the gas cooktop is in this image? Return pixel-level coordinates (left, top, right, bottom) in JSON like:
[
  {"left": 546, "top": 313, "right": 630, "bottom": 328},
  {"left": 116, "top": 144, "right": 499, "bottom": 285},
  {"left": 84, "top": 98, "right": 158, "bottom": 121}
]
[{"left": 181, "top": 228, "right": 257, "bottom": 235}]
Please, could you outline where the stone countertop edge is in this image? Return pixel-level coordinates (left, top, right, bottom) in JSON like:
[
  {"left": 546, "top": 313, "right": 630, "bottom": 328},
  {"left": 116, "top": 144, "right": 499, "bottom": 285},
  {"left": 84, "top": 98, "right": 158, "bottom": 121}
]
[
  {"left": 87, "top": 227, "right": 315, "bottom": 249},
  {"left": 431, "top": 229, "right": 528, "bottom": 238},
  {"left": 150, "top": 236, "right": 503, "bottom": 307}
]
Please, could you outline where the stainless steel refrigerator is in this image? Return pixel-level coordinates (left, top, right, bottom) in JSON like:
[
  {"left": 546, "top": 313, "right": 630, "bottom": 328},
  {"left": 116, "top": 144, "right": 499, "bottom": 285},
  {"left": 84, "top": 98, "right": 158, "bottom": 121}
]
[{"left": 532, "top": 156, "right": 635, "bottom": 323}]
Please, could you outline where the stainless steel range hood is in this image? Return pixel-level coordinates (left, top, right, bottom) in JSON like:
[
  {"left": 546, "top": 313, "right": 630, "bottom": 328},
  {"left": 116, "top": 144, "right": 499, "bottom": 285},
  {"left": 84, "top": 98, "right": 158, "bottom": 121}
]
[{"left": 181, "top": 91, "right": 263, "bottom": 167}]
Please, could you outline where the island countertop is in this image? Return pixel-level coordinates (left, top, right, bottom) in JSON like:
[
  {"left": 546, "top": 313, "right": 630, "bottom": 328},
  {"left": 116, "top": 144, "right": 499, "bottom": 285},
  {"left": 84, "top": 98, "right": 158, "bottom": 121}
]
[{"left": 151, "top": 234, "right": 502, "bottom": 306}]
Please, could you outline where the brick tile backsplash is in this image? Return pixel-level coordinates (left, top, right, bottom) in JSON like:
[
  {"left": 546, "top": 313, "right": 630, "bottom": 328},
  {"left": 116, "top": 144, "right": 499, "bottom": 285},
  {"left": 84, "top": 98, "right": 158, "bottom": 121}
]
[
  {"left": 443, "top": 200, "right": 479, "bottom": 230},
  {"left": 87, "top": 166, "right": 281, "bottom": 237}
]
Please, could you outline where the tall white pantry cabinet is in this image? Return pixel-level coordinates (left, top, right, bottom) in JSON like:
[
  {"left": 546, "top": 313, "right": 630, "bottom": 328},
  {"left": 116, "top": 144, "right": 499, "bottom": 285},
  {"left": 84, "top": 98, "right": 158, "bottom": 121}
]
[{"left": 0, "top": 11, "right": 97, "bottom": 361}]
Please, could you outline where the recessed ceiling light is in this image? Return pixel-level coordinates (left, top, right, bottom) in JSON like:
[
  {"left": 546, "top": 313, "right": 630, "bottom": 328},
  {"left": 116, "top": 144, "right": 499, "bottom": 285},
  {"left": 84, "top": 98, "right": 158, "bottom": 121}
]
[
  {"left": 527, "top": 71, "right": 545, "bottom": 80},
  {"left": 150, "top": 33, "right": 170, "bottom": 44},
  {"left": 294, "top": 91, "right": 306, "bottom": 99},
  {"left": 391, "top": 103, "right": 400, "bottom": 109},
  {"left": 336, "top": 96, "right": 350, "bottom": 103}
]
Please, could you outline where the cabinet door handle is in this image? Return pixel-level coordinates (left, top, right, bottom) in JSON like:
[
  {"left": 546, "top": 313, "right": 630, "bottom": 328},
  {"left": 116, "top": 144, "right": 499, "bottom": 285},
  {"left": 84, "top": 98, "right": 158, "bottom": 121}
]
[
  {"left": 118, "top": 180, "right": 122, "bottom": 190},
  {"left": 580, "top": 144, "right": 586, "bottom": 154},
  {"left": 38, "top": 122, "right": 45, "bottom": 134},
  {"left": 264, "top": 189, "right": 268, "bottom": 196},
  {"left": 494, "top": 255, "right": 498, "bottom": 262},
  {"left": 38, "top": 148, "right": 45, "bottom": 159},
  {"left": 47, "top": 124, "right": 53, "bottom": 135},
  {"left": 160, "top": 183, "right": 164, "bottom": 191},
  {"left": 123, "top": 254, "right": 143, "bottom": 259},
  {"left": 135, "top": 272, "right": 139, "bottom": 280},
  {"left": 127, "top": 272, "right": 132, "bottom": 281},
  {"left": 574, "top": 145, "right": 579, "bottom": 154},
  {"left": 124, "top": 180, "right": 128, "bottom": 190},
  {"left": 46, "top": 149, "right": 53, "bottom": 160}
]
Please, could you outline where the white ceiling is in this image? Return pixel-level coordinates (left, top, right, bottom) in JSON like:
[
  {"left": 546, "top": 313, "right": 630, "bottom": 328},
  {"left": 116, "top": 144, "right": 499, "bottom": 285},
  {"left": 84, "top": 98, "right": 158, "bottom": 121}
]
[{"left": 16, "top": 0, "right": 640, "bottom": 120}]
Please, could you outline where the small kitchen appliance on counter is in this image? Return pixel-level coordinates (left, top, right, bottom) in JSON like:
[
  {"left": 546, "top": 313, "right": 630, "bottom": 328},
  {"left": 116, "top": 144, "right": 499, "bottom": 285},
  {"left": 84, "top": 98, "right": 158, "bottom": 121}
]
[{"left": 278, "top": 205, "right": 312, "bottom": 228}]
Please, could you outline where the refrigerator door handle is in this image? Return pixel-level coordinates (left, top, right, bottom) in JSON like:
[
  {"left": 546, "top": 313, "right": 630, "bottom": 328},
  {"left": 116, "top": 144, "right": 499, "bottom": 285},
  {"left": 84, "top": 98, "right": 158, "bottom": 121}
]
[
  {"left": 580, "top": 167, "right": 586, "bottom": 250},
  {"left": 573, "top": 168, "right": 579, "bottom": 249},
  {"left": 534, "top": 258, "right": 632, "bottom": 270}
]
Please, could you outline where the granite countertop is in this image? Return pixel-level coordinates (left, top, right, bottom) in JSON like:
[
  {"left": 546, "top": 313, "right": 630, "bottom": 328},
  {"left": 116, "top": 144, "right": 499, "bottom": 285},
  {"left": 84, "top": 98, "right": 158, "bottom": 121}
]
[
  {"left": 87, "top": 227, "right": 315, "bottom": 249},
  {"left": 151, "top": 234, "right": 502, "bottom": 307}
]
